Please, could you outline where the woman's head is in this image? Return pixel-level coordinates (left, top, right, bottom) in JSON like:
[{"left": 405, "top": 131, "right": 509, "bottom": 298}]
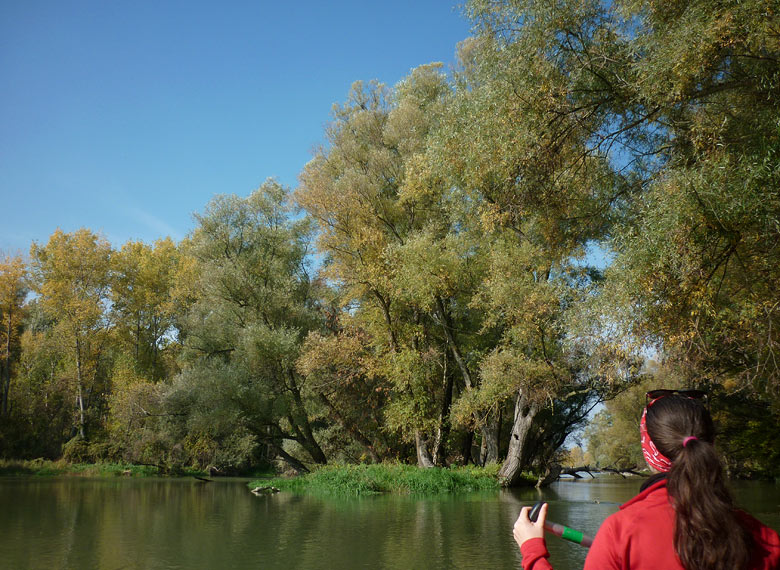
[
  {"left": 644, "top": 392, "right": 714, "bottom": 466},
  {"left": 641, "top": 389, "right": 753, "bottom": 570}
]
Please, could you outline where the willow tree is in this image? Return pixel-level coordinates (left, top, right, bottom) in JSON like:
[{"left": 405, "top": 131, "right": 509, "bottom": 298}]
[
  {"left": 296, "top": 78, "right": 415, "bottom": 356},
  {"left": 169, "top": 181, "right": 325, "bottom": 472},
  {"left": 457, "top": 0, "right": 780, "bottom": 482},
  {"left": 602, "top": 0, "right": 780, "bottom": 400},
  {"left": 30, "top": 229, "right": 113, "bottom": 439},
  {"left": 297, "top": 72, "right": 432, "bottom": 465},
  {"left": 297, "top": 66, "right": 496, "bottom": 466},
  {"left": 427, "top": 0, "right": 642, "bottom": 485}
]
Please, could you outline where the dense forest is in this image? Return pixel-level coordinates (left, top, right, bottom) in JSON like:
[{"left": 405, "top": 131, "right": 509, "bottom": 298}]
[{"left": 2, "top": 0, "right": 779, "bottom": 484}]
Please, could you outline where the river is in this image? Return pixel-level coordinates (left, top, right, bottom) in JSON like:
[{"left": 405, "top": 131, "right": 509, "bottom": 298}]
[{"left": 1, "top": 475, "right": 778, "bottom": 569}]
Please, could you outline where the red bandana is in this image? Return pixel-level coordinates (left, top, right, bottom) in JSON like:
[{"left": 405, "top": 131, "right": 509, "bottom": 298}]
[{"left": 640, "top": 408, "right": 672, "bottom": 472}]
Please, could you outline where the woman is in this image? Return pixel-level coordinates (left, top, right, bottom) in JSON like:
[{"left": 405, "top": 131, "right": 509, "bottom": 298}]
[{"left": 513, "top": 390, "right": 780, "bottom": 569}]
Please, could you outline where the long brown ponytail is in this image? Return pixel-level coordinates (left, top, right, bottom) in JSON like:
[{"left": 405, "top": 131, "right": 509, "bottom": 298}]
[{"left": 646, "top": 395, "right": 753, "bottom": 570}]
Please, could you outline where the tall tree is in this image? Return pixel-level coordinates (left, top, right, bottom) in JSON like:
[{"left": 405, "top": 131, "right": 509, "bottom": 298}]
[
  {"left": 171, "top": 181, "right": 326, "bottom": 472},
  {"left": 0, "top": 254, "right": 27, "bottom": 417},
  {"left": 421, "top": 1, "right": 628, "bottom": 484},
  {"left": 602, "top": 0, "right": 780, "bottom": 398},
  {"left": 297, "top": 67, "right": 494, "bottom": 466},
  {"left": 462, "top": 0, "right": 780, "bottom": 479},
  {"left": 112, "top": 238, "right": 180, "bottom": 381},
  {"left": 30, "top": 229, "right": 113, "bottom": 439}
]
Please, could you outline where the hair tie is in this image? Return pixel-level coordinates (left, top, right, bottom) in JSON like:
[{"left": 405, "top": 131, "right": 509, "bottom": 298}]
[{"left": 683, "top": 436, "right": 698, "bottom": 447}]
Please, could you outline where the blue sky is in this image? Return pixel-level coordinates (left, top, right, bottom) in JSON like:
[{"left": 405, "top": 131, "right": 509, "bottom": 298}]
[{"left": 1, "top": 1, "right": 472, "bottom": 254}]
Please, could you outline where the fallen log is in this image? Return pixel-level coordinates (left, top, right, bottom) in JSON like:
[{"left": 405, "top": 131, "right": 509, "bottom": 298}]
[
  {"left": 251, "top": 486, "right": 280, "bottom": 495},
  {"left": 560, "top": 465, "right": 596, "bottom": 479},
  {"left": 600, "top": 467, "right": 646, "bottom": 478},
  {"left": 560, "top": 465, "right": 646, "bottom": 479}
]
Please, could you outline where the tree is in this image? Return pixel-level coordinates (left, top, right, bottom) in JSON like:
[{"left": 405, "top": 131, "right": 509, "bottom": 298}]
[
  {"left": 297, "top": 69, "right": 476, "bottom": 466},
  {"left": 112, "top": 238, "right": 180, "bottom": 381},
  {"left": 8, "top": 302, "right": 76, "bottom": 457},
  {"left": 602, "top": 0, "right": 780, "bottom": 399},
  {"left": 454, "top": 0, "right": 780, "bottom": 484},
  {"left": 170, "top": 181, "right": 326, "bottom": 472},
  {"left": 0, "top": 254, "right": 27, "bottom": 416},
  {"left": 30, "top": 229, "right": 113, "bottom": 439},
  {"left": 419, "top": 0, "right": 637, "bottom": 485},
  {"left": 296, "top": 326, "right": 392, "bottom": 463}
]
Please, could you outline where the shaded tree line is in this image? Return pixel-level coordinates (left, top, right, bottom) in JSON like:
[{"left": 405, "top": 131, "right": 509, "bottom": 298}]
[{"left": 1, "top": 0, "right": 778, "bottom": 482}]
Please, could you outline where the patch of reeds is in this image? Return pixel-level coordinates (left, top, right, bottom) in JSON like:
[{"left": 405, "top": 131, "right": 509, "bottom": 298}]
[{"left": 248, "top": 463, "right": 505, "bottom": 497}]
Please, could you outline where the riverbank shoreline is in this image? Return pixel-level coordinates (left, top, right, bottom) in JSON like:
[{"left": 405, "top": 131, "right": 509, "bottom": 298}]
[{"left": 0, "top": 459, "right": 207, "bottom": 478}]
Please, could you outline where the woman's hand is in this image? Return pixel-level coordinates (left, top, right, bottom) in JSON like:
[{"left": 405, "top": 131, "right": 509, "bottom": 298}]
[{"left": 513, "top": 503, "right": 548, "bottom": 549}]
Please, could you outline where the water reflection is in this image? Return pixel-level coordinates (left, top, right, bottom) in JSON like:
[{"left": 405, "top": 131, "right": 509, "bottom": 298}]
[{"left": 0, "top": 476, "right": 777, "bottom": 569}]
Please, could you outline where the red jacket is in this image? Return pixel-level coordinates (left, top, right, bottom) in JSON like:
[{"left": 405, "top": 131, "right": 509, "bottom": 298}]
[{"left": 520, "top": 479, "right": 780, "bottom": 570}]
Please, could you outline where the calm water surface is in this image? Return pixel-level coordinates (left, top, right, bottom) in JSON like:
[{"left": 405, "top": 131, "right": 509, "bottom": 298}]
[{"left": 1, "top": 476, "right": 778, "bottom": 569}]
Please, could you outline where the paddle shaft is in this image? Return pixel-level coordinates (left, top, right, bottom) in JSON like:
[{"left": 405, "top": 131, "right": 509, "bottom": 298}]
[{"left": 529, "top": 502, "right": 594, "bottom": 548}]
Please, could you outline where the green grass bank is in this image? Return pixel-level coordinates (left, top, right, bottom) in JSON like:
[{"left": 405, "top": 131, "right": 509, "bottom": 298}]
[
  {"left": 0, "top": 459, "right": 202, "bottom": 478},
  {"left": 248, "top": 463, "right": 532, "bottom": 496}
]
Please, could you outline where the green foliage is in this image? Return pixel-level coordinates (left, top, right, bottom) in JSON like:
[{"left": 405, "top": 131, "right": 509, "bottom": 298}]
[
  {"left": 158, "top": 362, "right": 261, "bottom": 471},
  {"left": 111, "top": 238, "right": 180, "bottom": 381},
  {"left": 296, "top": 327, "right": 394, "bottom": 462},
  {"left": 0, "top": 458, "right": 72, "bottom": 476},
  {"left": 585, "top": 370, "right": 681, "bottom": 470},
  {"left": 249, "top": 463, "right": 504, "bottom": 497},
  {"left": 61, "top": 436, "right": 91, "bottom": 463},
  {"left": 383, "top": 348, "right": 443, "bottom": 437},
  {"left": 712, "top": 391, "right": 780, "bottom": 479},
  {"left": 0, "top": 253, "right": 27, "bottom": 418},
  {"left": 66, "top": 462, "right": 163, "bottom": 477},
  {"left": 162, "top": 180, "right": 327, "bottom": 472}
]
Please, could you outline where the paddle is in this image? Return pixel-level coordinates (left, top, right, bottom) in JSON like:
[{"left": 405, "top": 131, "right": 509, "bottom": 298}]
[{"left": 529, "top": 501, "right": 594, "bottom": 548}]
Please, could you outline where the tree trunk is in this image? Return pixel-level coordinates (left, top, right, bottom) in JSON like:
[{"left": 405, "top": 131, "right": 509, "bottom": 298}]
[
  {"left": 374, "top": 290, "right": 399, "bottom": 352},
  {"left": 432, "top": 354, "right": 454, "bottom": 466},
  {"left": 75, "top": 338, "right": 86, "bottom": 439},
  {"left": 318, "top": 392, "right": 381, "bottom": 463},
  {"left": 287, "top": 370, "right": 327, "bottom": 464},
  {"left": 436, "top": 296, "right": 498, "bottom": 463},
  {"left": 498, "top": 390, "right": 538, "bottom": 487},
  {"left": 435, "top": 296, "right": 473, "bottom": 389},
  {"left": 415, "top": 430, "right": 435, "bottom": 468},
  {"left": 151, "top": 318, "right": 160, "bottom": 374},
  {"left": 461, "top": 429, "right": 474, "bottom": 465},
  {"left": 480, "top": 415, "right": 500, "bottom": 465},
  {"left": 135, "top": 317, "right": 141, "bottom": 363},
  {"left": 268, "top": 441, "right": 310, "bottom": 474},
  {"left": 537, "top": 464, "right": 563, "bottom": 488}
]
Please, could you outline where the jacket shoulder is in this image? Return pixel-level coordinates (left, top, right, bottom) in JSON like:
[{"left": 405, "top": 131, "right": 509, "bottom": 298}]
[{"left": 736, "top": 511, "right": 780, "bottom": 568}]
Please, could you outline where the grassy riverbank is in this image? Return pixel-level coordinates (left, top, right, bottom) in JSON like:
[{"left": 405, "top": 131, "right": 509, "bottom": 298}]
[
  {"left": 0, "top": 459, "right": 201, "bottom": 478},
  {"left": 248, "top": 463, "right": 532, "bottom": 496}
]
